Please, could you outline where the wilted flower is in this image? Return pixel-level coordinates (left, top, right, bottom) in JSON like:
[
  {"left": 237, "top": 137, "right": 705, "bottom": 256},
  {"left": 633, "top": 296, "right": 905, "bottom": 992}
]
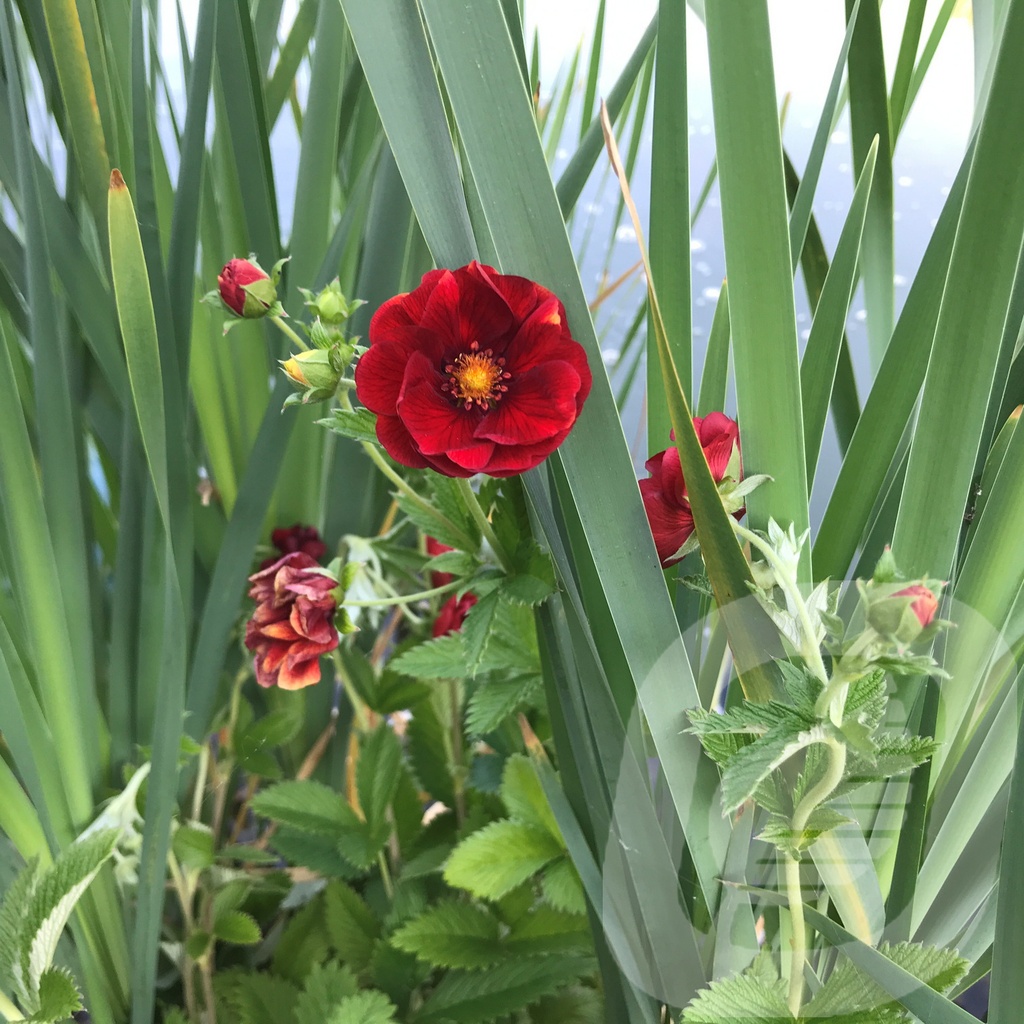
[
  {"left": 245, "top": 552, "right": 339, "bottom": 689},
  {"left": 354, "top": 262, "right": 592, "bottom": 477},
  {"left": 217, "top": 257, "right": 277, "bottom": 319},
  {"left": 640, "top": 413, "right": 742, "bottom": 568},
  {"left": 259, "top": 523, "right": 327, "bottom": 569},
  {"left": 433, "top": 592, "right": 477, "bottom": 637}
]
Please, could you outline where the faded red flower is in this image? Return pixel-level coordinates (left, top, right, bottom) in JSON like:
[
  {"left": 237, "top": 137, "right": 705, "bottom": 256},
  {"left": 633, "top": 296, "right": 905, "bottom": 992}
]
[
  {"left": 640, "top": 413, "right": 741, "bottom": 569},
  {"left": 245, "top": 552, "right": 339, "bottom": 689},
  {"left": 259, "top": 523, "right": 327, "bottom": 569},
  {"left": 218, "top": 258, "right": 272, "bottom": 318},
  {"left": 432, "top": 592, "right": 478, "bottom": 637},
  {"left": 354, "top": 262, "right": 592, "bottom": 477},
  {"left": 892, "top": 585, "right": 939, "bottom": 628},
  {"left": 426, "top": 536, "right": 455, "bottom": 589}
]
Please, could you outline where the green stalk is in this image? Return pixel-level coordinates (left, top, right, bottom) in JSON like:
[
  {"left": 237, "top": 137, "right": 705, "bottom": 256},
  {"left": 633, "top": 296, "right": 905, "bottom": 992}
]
[
  {"left": 269, "top": 314, "right": 309, "bottom": 351},
  {"left": 343, "top": 580, "right": 460, "bottom": 607},
  {"left": 455, "top": 476, "right": 512, "bottom": 571},
  {"left": 785, "top": 736, "right": 848, "bottom": 1015}
]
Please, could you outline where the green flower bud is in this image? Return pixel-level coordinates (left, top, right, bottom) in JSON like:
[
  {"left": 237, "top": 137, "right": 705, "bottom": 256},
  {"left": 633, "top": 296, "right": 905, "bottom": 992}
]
[{"left": 298, "top": 278, "right": 364, "bottom": 325}]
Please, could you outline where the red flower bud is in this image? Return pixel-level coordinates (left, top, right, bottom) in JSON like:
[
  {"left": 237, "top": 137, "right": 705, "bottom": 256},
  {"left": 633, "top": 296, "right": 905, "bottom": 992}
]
[
  {"left": 218, "top": 258, "right": 274, "bottom": 319},
  {"left": 892, "top": 585, "right": 939, "bottom": 628},
  {"left": 432, "top": 592, "right": 477, "bottom": 637},
  {"left": 355, "top": 262, "right": 592, "bottom": 477},
  {"left": 639, "top": 413, "right": 742, "bottom": 568},
  {"left": 244, "top": 552, "right": 339, "bottom": 689}
]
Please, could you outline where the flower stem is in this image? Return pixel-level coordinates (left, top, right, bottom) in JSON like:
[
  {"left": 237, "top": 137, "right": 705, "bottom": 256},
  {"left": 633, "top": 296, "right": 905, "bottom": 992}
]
[
  {"left": 784, "top": 852, "right": 806, "bottom": 1016},
  {"left": 335, "top": 392, "right": 477, "bottom": 551},
  {"left": 455, "top": 477, "right": 513, "bottom": 573},
  {"left": 343, "top": 579, "right": 461, "bottom": 608},
  {"left": 784, "top": 736, "right": 848, "bottom": 1016},
  {"left": 270, "top": 314, "right": 309, "bottom": 350},
  {"left": 732, "top": 523, "right": 829, "bottom": 683}
]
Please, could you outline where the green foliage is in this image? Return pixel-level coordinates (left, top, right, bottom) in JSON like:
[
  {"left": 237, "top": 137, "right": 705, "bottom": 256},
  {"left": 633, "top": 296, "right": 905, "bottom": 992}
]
[
  {"left": 443, "top": 821, "right": 564, "bottom": 900},
  {"left": 294, "top": 962, "right": 360, "bottom": 1024},
  {"left": 680, "top": 970, "right": 791, "bottom": 1022},
  {"left": 325, "top": 883, "right": 381, "bottom": 973},
  {"left": 417, "top": 955, "right": 597, "bottom": 1023},
  {"left": 0, "top": 830, "right": 117, "bottom": 1019},
  {"left": 325, "top": 990, "right": 399, "bottom": 1024},
  {"left": 391, "top": 901, "right": 505, "bottom": 969},
  {"left": 801, "top": 942, "right": 969, "bottom": 1021}
]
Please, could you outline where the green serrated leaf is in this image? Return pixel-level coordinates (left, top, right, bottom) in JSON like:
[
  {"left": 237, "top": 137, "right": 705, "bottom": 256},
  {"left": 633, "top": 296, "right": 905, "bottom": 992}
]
[
  {"left": 172, "top": 825, "right": 215, "bottom": 872},
  {"left": 390, "top": 635, "right": 467, "bottom": 679},
  {"left": 444, "top": 820, "right": 564, "bottom": 900},
  {"left": 776, "top": 660, "right": 823, "bottom": 709},
  {"left": 211, "top": 879, "right": 251, "bottom": 919},
  {"left": 466, "top": 675, "right": 542, "bottom": 734},
  {"left": 357, "top": 725, "right": 402, "bottom": 834},
  {"left": 461, "top": 589, "right": 502, "bottom": 675},
  {"left": 24, "top": 966, "right": 82, "bottom": 1023},
  {"left": 529, "top": 987, "right": 603, "bottom": 1024},
  {"left": 326, "top": 989, "right": 399, "bottom": 1024},
  {"left": 236, "top": 706, "right": 305, "bottom": 767},
  {"left": 251, "top": 780, "right": 353, "bottom": 835},
  {"left": 271, "top": 828, "right": 362, "bottom": 879},
  {"left": 20, "top": 829, "right": 118, "bottom": 1004},
  {"left": 337, "top": 820, "right": 391, "bottom": 871},
  {"left": 417, "top": 955, "right": 596, "bottom": 1023},
  {"left": 369, "top": 941, "right": 431, "bottom": 1012},
  {"left": 540, "top": 858, "right": 587, "bottom": 916},
  {"left": 213, "top": 910, "right": 262, "bottom": 945},
  {"left": 185, "top": 930, "right": 212, "bottom": 960},
  {"left": 501, "top": 755, "right": 562, "bottom": 840},
  {"left": 407, "top": 700, "right": 456, "bottom": 807},
  {"left": 757, "top": 807, "right": 853, "bottom": 854},
  {"left": 216, "top": 970, "right": 302, "bottom": 1024},
  {"left": 320, "top": 407, "right": 380, "bottom": 444},
  {"left": 424, "top": 550, "right": 479, "bottom": 578},
  {"left": 680, "top": 969, "right": 790, "bottom": 1022},
  {"left": 391, "top": 900, "right": 503, "bottom": 969},
  {"left": 505, "top": 905, "right": 590, "bottom": 956},
  {"left": 802, "top": 941, "right": 969, "bottom": 1021},
  {"left": 274, "top": 901, "right": 332, "bottom": 985},
  {"left": 294, "top": 961, "right": 360, "bottom": 1024},
  {"left": 430, "top": 477, "right": 481, "bottom": 546},
  {"left": 0, "top": 856, "right": 42, "bottom": 1000},
  {"left": 324, "top": 883, "right": 381, "bottom": 973}
]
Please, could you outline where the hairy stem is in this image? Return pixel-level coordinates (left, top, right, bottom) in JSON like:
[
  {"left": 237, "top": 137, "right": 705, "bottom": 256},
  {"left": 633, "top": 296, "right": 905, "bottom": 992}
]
[
  {"left": 784, "top": 852, "right": 806, "bottom": 1016},
  {"left": 784, "top": 736, "right": 848, "bottom": 1015},
  {"left": 343, "top": 578, "right": 461, "bottom": 608},
  {"left": 732, "top": 523, "right": 829, "bottom": 683}
]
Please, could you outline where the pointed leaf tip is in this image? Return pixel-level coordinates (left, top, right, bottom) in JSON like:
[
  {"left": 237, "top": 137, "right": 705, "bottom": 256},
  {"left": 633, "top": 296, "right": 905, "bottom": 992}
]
[{"left": 110, "top": 169, "right": 126, "bottom": 190}]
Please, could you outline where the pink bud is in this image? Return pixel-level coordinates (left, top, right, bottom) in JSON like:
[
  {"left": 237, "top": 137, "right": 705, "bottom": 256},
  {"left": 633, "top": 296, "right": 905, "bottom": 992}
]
[
  {"left": 893, "top": 585, "right": 938, "bottom": 627},
  {"left": 218, "top": 258, "right": 272, "bottom": 318}
]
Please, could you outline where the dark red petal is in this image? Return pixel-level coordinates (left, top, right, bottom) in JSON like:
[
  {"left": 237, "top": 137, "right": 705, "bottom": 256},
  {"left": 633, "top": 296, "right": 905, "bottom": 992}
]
[
  {"left": 397, "top": 353, "right": 481, "bottom": 456},
  {"left": 476, "top": 362, "right": 581, "bottom": 445},
  {"left": 467, "top": 262, "right": 558, "bottom": 324},
  {"left": 355, "top": 341, "right": 413, "bottom": 415},
  {"left": 420, "top": 450, "right": 476, "bottom": 478},
  {"left": 653, "top": 445, "right": 688, "bottom": 507},
  {"left": 375, "top": 414, "right": 431, "bottom": 469},
  {"left": 446, "top": 440, "right": 497, "bottom": 472},
  {"left": 697, "top": 412, "right": 740, "bottom": 480},
  {"left": 640, "top": 479, "right": 694, "bottom": 567},
  {"left": 501, "top": 299, "right": 568, "bottom": 372},
  {"left": 453, "top": 268, "right": 520, "bottom": 351},
  {"left": 473, "top": 434, "right": 565, "bottom": 475},
  {"left": 416, "top": 270, "right": 464, "bottom": 346}
]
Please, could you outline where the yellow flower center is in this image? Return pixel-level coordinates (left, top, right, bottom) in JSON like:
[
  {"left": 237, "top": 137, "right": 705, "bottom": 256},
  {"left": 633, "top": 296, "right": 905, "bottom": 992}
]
[{"left": 444, "top": 342, "right": 511, "bottom": 410}]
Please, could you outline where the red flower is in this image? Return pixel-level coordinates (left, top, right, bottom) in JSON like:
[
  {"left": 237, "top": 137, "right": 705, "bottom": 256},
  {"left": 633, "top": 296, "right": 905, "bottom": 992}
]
[
  {"left": 218, "top": 258, "right": 272, "bottom": 318},
  {"left": 260, "top": 523, "right": 327, "bottom": 568},
  {"left": 354, "top": 262, "right": 592, "bottom": 477},
  {"left": 639, "top": 413, "right": 741, "bottom": 568},
  {"left": 426, "top": 536, "right": 455, "bottom": 589},
  {"left": 432, "top": 593, "right": 478, "bottom": 637},
  {"left": 244, "top": 553, "right": 339, "bottom": 689},
  {"left": 892, "top": 585, "right": 939, "bottom": 628}
]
